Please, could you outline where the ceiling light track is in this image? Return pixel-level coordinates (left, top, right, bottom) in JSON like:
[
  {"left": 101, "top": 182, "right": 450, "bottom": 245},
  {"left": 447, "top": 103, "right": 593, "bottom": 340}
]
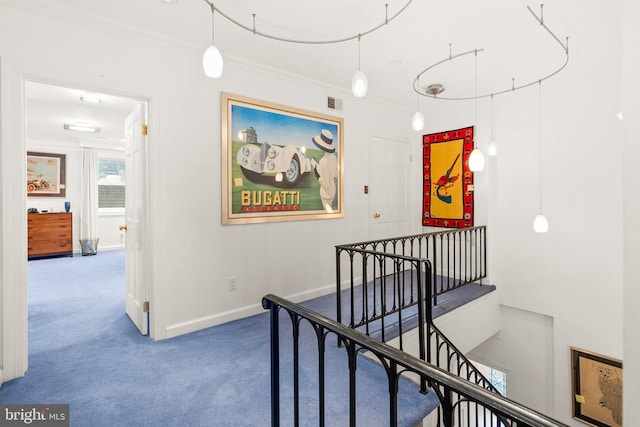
[
  {"left": 412, "top": 4, "right": 569, "bottom": 101},
  {"left": 202, "top": 0, "right": 414, "bottom": 45}
]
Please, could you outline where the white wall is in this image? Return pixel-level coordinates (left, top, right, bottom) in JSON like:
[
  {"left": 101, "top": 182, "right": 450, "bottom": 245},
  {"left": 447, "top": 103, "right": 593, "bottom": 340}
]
[
  {"left": 622, "top": 0, "right": 640, "bottom": 424},
  {"left": 468, "top": 306, "right": 555, "bottom": 415}
]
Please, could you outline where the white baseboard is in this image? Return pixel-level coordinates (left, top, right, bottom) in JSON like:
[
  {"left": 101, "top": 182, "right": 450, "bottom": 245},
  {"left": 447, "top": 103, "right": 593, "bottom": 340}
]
[
  {"left": 163, "top": 283, "right": 338, "bottom": 339},
  {"left": 164, "top": 303, "right": 266, "bottom": 339}
]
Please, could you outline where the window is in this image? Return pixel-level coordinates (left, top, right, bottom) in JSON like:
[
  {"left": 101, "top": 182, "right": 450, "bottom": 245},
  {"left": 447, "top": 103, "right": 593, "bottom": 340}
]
[
  {"left": 488, "top": 368, "right": 507, "bottom": 397},
  {"left": 472, "top": 359, "right": 507, "bottom": 396},
  {"left": 98, "top": 158, "right": 125, "bottom": 212}
]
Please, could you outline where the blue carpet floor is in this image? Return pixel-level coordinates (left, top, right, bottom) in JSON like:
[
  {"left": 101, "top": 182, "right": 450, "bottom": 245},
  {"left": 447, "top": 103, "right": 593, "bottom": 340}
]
[{"left": 0, "top": 250, "right": 493, "bottom": 426}]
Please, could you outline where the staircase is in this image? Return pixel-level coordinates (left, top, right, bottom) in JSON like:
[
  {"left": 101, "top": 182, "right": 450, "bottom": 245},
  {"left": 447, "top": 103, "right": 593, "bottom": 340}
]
[{"left": 263, "top": 226, "right": 569, "bottom": 426}]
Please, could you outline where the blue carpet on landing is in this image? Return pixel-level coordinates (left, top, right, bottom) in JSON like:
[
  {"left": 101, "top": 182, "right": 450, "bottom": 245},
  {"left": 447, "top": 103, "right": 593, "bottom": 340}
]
[{"left": 0, "top": 250, "right": 494, "bottom": 426}]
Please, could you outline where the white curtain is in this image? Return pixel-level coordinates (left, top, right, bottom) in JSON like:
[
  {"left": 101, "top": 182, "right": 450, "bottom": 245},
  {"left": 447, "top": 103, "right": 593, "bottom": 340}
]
[{"left": 80, "top": 147, "right": 98, "bottom": 240}]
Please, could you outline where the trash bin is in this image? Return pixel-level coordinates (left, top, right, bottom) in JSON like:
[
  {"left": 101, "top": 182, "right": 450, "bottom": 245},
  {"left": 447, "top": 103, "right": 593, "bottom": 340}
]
[{"left": 80, "top": 238, "right": 99, "bottom": 256}]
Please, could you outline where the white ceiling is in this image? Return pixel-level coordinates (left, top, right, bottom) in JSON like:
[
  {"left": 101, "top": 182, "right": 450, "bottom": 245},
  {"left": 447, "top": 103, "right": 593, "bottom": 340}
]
[
  {"left": 26, "top": 82, "right": 140, "bottom": 147},
  {"left": 23, "top": 0, "right": 583, "bottom": 146}
]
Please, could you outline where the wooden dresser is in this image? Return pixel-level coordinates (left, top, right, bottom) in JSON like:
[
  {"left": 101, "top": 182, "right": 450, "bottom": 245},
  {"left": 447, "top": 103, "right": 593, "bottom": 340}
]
[{"left": 28, "top": 212, "right": 73, "bottom": 259}]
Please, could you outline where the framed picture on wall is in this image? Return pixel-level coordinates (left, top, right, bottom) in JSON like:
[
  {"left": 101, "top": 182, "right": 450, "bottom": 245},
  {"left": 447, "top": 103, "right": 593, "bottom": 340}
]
[
  {"left": 221, "top": 92, "right": 344, "bottom": 225},
  {"left": 27, "top": 152, "right": 66, "bottom": 197},
  {"left": 571, "top": 347, "right": 623, "bottom": 427},
  {"left": 422, "top": 126, "right": 474, "bottom": 228}
]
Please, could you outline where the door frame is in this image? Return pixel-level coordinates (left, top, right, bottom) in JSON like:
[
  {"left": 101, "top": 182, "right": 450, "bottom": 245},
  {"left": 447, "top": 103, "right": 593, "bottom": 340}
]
[{"left": 0, "top": 61, "right": 155, "bottom": 384}]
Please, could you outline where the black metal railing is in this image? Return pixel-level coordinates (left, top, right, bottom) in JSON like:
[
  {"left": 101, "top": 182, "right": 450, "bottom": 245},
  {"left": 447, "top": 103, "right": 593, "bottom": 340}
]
[
  {"left": 335, "top": 248, "right": 429, "bottom": 346},
  {"left": 335, "top": 226, "right": 504, "bottom": 401},
  {"left": 336, "top": 226, "right": 486, "bottom": 307},
  {"left": 263, "top": 294, "right": 568, "bottom": 427}
]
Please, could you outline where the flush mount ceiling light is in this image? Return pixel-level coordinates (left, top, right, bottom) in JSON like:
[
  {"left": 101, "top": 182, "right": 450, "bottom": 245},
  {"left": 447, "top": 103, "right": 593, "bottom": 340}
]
[
  {"left": 64, "top": 123, "right": 101, "bottom": 133},
  {"left": 80, "top": 95, "right": 102, "bottom": 104},
  {"left": 424, "top": 84, "right": 444, "bottom": 97},
  {"left": 200, "top": 0, "right": 414, "bottom": 94}
]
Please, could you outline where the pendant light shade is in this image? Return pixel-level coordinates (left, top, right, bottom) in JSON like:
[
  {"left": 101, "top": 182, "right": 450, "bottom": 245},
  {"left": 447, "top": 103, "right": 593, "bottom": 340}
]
[
  {"left": 203, "top": 3, "right": 223, "bottom": 78},
  {"left": 488, "top": 95, "right": 497, "bottom": 156},
  {"left": 203, "top": 45, "right": 223, "bottom": 78},
  {"left": 469, "top": 50, "right": 485, "bottom": 172},
  {"left": 533, "top": 81, "right": 548, "bottom": 233},
  {"left": 412, "top": 111, "right": 425, "bottom": 131},
  {"left": 352, "top": 70, "right": 368, "bottom": 97},
  {"left": 488, "top": 140, "right": 498, "bottom": 156},
  {"left": 468, "top": 148, "right": 485, "bottom": 172},
  {"left": 352, "top": 34, "right": 367, "bottom": 97},
  {"left": 533, "top": 214, "right": 549, "bottom": 233}
]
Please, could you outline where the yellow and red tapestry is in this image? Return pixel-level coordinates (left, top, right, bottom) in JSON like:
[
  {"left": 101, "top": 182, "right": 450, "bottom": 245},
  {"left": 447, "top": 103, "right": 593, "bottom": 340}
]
[{"left": 422, "top": 126, "right": 474, "bottom": 228}]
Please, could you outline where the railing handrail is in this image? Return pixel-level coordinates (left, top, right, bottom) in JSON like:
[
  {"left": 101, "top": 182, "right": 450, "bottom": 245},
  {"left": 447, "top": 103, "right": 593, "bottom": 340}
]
[
  {"left": 335, "top": 226, "right": 501, "bottom": 401},
  {"left": 335, "top": 241, "right": 501, "bottom": 396},
  {"left": 336, "top": 225, "right": 487, "bottom": 251},
  {"left": 263, "top": 293, "right": 569, "bottom": 427}
]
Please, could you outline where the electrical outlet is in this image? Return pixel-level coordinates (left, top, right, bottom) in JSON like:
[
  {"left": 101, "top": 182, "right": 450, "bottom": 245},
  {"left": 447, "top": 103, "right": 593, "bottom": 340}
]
[{"left": 228, "top": 277, "right": 237, "bottom": 291}]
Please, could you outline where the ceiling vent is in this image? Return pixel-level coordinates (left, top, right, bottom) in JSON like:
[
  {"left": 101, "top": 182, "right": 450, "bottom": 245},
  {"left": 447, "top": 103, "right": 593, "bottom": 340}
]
[{"left": 327, "top": 96, "right": 343, "bottom": 111}]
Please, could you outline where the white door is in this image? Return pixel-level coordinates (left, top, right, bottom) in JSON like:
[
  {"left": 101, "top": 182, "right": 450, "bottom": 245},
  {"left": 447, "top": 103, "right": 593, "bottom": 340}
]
[
  {"left": 368, "top": 135, "right": 412, "bottom": 240},
  {"left": 124, "top": 103, "right": 148, "bottom": 335}
]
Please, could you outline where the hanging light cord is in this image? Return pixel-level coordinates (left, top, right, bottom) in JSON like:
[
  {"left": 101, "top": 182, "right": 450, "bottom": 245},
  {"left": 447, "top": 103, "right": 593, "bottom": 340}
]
[
  {"left": 202, "top": 0, "right": 413, "bottom": 45},
  {"left": 357, "top": 34, "right": 362, "bottom": 70},
  {"left": 538, "top": 80, "right": 543, "bottom": 214},
  {"left": 491, "top": 94, "right": 494, "bottom": 142},
  {"left": 210, "top": 3, "right": 215, "bottom": 45},
  {"left": 474, "top": 49, "right": 478, "bottom": 147}
]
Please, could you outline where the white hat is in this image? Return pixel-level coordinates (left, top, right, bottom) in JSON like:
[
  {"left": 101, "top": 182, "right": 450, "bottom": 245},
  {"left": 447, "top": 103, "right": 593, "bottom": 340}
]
[{"left": 312, "top": 129, "right": 335, "bottom": 153}]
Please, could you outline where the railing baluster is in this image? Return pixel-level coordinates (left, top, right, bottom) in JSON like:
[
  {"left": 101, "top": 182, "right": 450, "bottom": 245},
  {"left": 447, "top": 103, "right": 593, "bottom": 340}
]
[
  {"left": 263, "top": 293, "right": 569, "bottom": 427},
  {"left": 317, "top": 326, "right": 326, "bottom": 427},
  {"left": 291, "top": 315, "right": 300, "bottom": 427},
  {"left": 347, "top": 340, "right": 358, "bottom": 427},
  {"left": 349, "top": 251, "right": 355, "bottom": 328},
  {"left": 387, "top": 361, "right": 399, "bottom": 427},
  {"left": 336, "top": 247, "right": 342, "bottom": 328},
  {"left": 262, "top": 298, "right": 280, "bottom": 427},
  {"left": 362, "top": 253, "right": 369, "bottom": 334}
]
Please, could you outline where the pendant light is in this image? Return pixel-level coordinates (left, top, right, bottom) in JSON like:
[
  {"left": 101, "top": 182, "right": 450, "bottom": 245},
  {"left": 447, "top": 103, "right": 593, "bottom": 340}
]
[
  {"left": 533, "top": 81, "right": 549, "bottom": 233},
  {"left": 352, "top": 34, "right": 368, "bottom": 97},
  {"left": 487, "top": 94, "right": 498, "bottom": 156},
  {"left": 411, "top": 105, "right": 425, "bottom": 131},
  {"left": 468, "top": 50, "right": 485, "bottom": 172},
  {"left": 203, "top": 3, "right": 224, "bottom": 78},
  {"left": 412, "top": 77, "right": 425, "bottom": 131}
]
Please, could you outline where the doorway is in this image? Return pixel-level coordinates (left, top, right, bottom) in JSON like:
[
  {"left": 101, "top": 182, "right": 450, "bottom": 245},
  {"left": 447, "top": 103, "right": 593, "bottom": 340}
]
[
  {"left": 24, "top": 80, "right": 149, "bottom": 339},
  {"left": 368, "top": 134, "right": 414, "bottom": 240}
]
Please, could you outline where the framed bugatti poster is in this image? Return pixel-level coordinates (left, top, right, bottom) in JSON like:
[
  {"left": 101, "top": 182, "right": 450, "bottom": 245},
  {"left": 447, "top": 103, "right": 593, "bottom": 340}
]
[
  {"left": 221, "top": 92, "right": 344, "bottom": 224},
  {"left": 422, "top": 126, "right": 474, "bottom": 228}
]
